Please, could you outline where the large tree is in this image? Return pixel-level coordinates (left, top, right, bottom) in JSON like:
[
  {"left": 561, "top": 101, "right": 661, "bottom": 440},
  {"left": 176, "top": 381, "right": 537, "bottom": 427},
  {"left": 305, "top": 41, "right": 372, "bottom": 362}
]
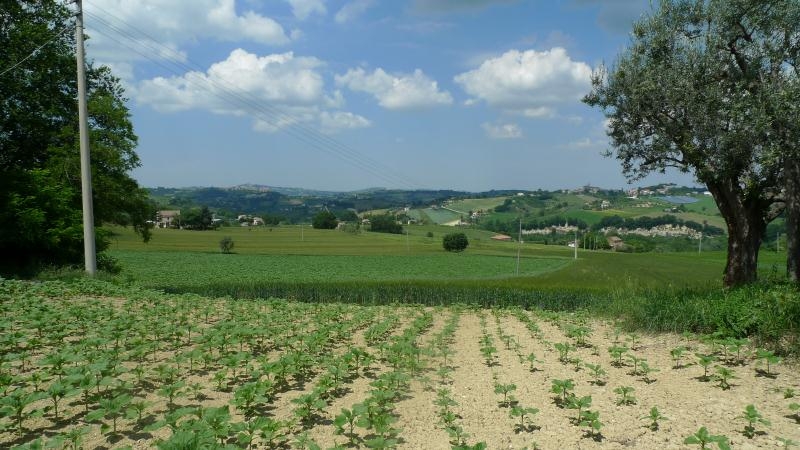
[
  {"left": 0, "top": 0, "right": 151, "bottom": 275},
  {"left": 584, "top": 0, "right": 799, "bottom": 287}
]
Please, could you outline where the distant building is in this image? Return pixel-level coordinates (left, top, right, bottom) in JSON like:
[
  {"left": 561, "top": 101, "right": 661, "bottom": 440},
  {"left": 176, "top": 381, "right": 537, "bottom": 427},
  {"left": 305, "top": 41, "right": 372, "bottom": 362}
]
[
  {"left": 491, "top": 234, "right": 513, "bottom": 241},
  {"left": 156, "top": 210, "right": 180, "bottom": 228}
]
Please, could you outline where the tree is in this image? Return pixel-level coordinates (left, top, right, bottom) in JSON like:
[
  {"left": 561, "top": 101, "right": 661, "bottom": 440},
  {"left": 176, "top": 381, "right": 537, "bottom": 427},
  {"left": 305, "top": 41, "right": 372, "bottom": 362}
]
[
  {"left": 312, "top": 210, "right": 338, "bottom": 229},
  {"left": 219, "top": 237, "right": 234, "bottom": 254},
  {"left": 183, "top": 206, "right": 215, "bottom": 230},
  {"left": 584, "top": 0, "right": 798, "bottom": 287},
  {"left": 0, "top": 0, "right": 152, "bottom": 275},
  {"left": 443, "top": 233, "right": 469, "bottom": 252},
  {"left": 368, "top": 214, "right": 402, "bottom": 234}
]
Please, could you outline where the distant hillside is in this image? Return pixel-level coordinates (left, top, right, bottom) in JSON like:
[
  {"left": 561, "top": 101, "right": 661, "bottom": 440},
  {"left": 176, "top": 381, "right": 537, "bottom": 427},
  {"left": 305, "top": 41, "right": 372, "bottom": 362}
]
[{"left": 147, "top": 186, "right": 477, "bottom": 223}]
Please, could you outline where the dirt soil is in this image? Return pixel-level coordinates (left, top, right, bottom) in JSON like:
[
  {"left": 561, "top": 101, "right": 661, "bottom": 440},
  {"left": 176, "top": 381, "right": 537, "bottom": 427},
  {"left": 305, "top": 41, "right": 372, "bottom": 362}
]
[{"left": 3, "top": 306, "right": 799, "bottom": 449}]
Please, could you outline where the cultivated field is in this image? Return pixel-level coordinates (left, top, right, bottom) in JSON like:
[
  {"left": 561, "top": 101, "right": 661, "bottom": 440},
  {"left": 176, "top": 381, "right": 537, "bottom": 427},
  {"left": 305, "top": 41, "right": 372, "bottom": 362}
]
[{"left": 1, "top": 280, "right": 797, "bottom": 449}]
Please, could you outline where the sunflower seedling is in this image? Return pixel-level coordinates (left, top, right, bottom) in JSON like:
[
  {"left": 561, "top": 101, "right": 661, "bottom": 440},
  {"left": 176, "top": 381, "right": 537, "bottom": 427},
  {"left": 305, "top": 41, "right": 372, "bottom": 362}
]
[
  {"left": 614, "top": 386, "right": 636, "bottom": 406},
  {"left": 554, "top": 342, "right": 575, "bottom": 364},
  {"left": 608, "top": 345, "right": 628, "bottom": 367},
  {"left": 755, "top": 349, "right": 781, "bottom": 377},
  {"left": 641, "top": 406, "right": 667, "bottom": 431},
  {"left": 740, "top": 404, "right": 770, "bottom": 438},
  {"left": 713, "top": 366, "right": 735, "bottom": 390},
  {"left": 790, "top": 403, "right": 800, "bottom": 423},
  {"left": 695, "top": 354, "right": 715, "bottom": 381},
  {"left": 524, "top": 353, "right": 540, "bottom": 372},
  {"left": 550, "top": 379, "right": 574, "bottom": 407},
  {"left": 566, "top": 395, "right": 592, "bottom": 424},
  {"left": 670, "top": 346, "right": 687, "bottom": 369},
  {"left": 684, "top": 426, "right": 731, "bottom": 450},
  {"left": 578, "top": 410, "right": 603, "bottom": 441},
  {"left": 510, "top": 406, "right": 539, "bottom": 433},
  {"left": 494, "top": 382, "right": 517, "bottom": 408},
  {"left": 584, "top": 363, "right": 607, "bottom": 386}
]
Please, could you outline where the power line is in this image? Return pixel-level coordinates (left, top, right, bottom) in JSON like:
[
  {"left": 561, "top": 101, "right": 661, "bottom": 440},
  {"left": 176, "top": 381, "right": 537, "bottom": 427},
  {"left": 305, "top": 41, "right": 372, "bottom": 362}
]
[
  {"left": 81, "top": 2, "right": 422, "bottom": 190},
  {"left": 0, "top": 27, "right": 70, "bottom": 77}
]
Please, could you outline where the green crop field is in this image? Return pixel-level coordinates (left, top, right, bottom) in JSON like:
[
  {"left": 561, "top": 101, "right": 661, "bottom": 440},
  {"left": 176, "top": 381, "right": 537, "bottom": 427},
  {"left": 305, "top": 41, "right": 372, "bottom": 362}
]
[
  {"left": 102, "top": 225, "right": 791, "bottom": 300},
  {"left": 419, "top": 208, "right": 461, "bottom": 224},
  {"left": 447, "top": 196, "right": 508, "bottom": 213}
]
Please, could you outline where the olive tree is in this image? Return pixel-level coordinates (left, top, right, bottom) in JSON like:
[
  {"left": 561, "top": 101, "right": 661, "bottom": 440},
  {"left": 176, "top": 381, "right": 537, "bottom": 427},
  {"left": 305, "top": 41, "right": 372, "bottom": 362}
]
[{"left": 584, "top": 0, "right": 799, "bottom": 287}]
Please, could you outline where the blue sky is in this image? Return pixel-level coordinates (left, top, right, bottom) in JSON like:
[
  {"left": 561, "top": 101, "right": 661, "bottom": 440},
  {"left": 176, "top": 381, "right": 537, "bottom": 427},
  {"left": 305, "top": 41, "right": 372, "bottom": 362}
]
[{"left": 82, "top": 0, "right": 696, "bottom": 192}]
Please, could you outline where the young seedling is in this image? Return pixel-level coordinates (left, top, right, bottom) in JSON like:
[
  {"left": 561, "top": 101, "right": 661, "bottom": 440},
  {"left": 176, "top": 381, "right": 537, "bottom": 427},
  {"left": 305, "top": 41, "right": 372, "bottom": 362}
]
[
  {"left": 784, "top": 388, "right": 796, "bottom": 399},
  {"left": 578, "top": 410, "right": 603, "bottom": 441},
  {"left": 740, "top": 404, "right": 770, "bottom": 438},
  {"left": 684, "top": 426, "right": 731, "bottom": 450},
  {"left": 779, "top": 437, "right": 799, "bottom": 449},
  {"left": 494, "top": 382, "right": 517, "bottom": 408},
  {"left": 608, "top": 345, "right": 629, "bottom": 367},
  {"left": 566, "top": 395, "right": 593, "bottom": 424},
  {"left": 86, "top": 393, "right": 132, "bottom": 435},
  {"left": 627, "top": 333, "right": 640, "bottom": 351},
  {"left": 510, "top": 406, "right": 539, "bottom": 433},
  {"left": 670, "top": 346, "right": 687, "bottom": 369},
  {"left": 550, "top": 379, "right": 575, "bottom": 407},
  {"left": 641, "top": 406, "right": 668, "bottom": 431},
  {"left": 524, "top": 353, "right": 540, "bottom": 372},
  {"left": 614, "top": 386, "right": 636, "bottom": 406},
  {"left": 584, "top": 363, "right": 607, "bottom": 386},
  {"left": 333, "top": 407, "right": 359, "bottom": 444},
  {"left": 638, "top": 361, "right": 658, "bottom": 383},
  {"left": 0, "top": 388, "right": 46, "bottom": 435},
  {"left": 755, "top": 349, "right": 781, "bottom": 377},
  {"left": 554, "top": 342, "right": 575, "bottom": 364},
  {"left": 480, "top": 344, "right": 498, "bottom": 367},
  {"left": 713, "top": 366, "right": 736, "bottom": 390},
  {"left": 696, "top": 354, "right": 716, "bottom": 381}
]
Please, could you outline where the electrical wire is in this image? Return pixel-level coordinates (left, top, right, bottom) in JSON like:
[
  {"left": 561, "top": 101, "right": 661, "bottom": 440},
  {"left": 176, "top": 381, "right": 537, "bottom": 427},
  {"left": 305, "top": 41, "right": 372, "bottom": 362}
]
[
  {"left": 0, "top": 27, "right": 71, "bottom": 77},
  {"left": 81, "top": 1, "right": 422, "bottom": 190}
]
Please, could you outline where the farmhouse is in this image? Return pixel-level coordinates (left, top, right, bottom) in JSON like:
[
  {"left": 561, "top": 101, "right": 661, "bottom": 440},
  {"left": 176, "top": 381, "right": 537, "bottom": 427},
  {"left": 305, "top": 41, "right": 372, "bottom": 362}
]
[{"left": 156, "top": 210, "right": 180, "bottom": 228}]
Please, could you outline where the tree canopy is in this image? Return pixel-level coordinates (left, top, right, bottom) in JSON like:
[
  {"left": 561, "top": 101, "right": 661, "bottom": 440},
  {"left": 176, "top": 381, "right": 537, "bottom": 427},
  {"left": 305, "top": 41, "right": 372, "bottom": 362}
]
[
  {"left": 442, "top": 232, "right": 469, "bottom": 252},
  {"left": 368, "top": 214, "right": 403, "bottom": 234},
  {"left": 584, "top": 0, "right": 799, "bottom": 286},
  {"left": 0, "top": 0, "right": 152, "bottom": 275},
  {"left": 312, "top": 210, "right": 338, "bottom": 229}
]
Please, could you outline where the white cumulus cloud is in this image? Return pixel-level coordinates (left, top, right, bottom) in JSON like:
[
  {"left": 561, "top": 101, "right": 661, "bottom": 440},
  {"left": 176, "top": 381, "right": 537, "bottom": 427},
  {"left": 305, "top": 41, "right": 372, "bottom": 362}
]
[
  {"left": 482, "top": 122, "right": 522, "bottom": 139},
  {"left": 286, "top": 0, "right": 327, "bottom": 20},
  {"left": 137, "top": 49, "right": 368, "bottom": 133},
  {"left": 334, "top": 0, "right": 375, "bottom": 23},
  {"left": 84, "top": 0, "right": 291, "bottom": 66},
  {"left": 336, "top": 67, "right": 453, "bottom": 110},
  {"left": 454, "top": 47, "right": 592, "bottom": 117}
]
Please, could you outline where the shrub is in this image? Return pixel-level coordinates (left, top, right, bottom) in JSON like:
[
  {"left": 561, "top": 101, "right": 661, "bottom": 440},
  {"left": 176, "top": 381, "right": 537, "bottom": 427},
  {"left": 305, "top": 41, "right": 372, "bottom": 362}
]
[
  {"left": 219, "top": 237, "right": 234, "bottom": 254},
  {"left": 426, "top": 231, "right": 434, "bottom": 238},
  {"left": 312, "top": 211, "right": 338, "bottom": 229},
  {"left": 368, "top": 214, "right": 403, "bottom": 234},
  {"left": 443, "top": 233, "right": 469, "bottom": 252}
]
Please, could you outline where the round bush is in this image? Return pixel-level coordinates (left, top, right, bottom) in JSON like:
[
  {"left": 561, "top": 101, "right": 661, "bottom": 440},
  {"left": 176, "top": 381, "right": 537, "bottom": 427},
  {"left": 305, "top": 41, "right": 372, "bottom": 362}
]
[{"left": 442, "top": 232, "right": 469, "bottom": 252}]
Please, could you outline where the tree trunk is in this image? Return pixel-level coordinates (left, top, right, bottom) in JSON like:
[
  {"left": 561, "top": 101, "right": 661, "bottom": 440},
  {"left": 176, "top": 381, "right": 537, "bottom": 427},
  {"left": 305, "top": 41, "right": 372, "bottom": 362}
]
[
  {"left": 707, "top": 180, "right": 767, "bottom": 287},
  {"left": 786, "top": 156, "right": 800, "bottom": 283}
]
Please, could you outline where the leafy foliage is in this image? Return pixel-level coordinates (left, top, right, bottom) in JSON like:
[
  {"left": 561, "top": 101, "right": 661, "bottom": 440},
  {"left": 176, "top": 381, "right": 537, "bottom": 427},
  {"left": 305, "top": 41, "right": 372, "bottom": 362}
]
[
  {"left": 0, "top": 0, "right": 152, "bottom": 276},
  {"left": 442, "top": 233, "right": 469, "bottom": 252}
]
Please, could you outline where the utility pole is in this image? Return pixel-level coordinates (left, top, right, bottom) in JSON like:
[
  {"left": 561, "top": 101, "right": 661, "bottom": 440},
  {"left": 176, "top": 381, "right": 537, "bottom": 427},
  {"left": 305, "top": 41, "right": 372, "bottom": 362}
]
[
  {"left": 515, "top": 217, "right": 521, "bottom": 275},
  {"left": 75, "top": 0, "right": 96, "bottom": 275},
  {"left": 405, "top": 228, "right": 409, "bottom": 252},
  {"left": 301, "top": 224, "right": 304, "bottom": 241},
  {"left": 574, "top": 228, "right": 578, "bottom": 260},
  {"left": 698, "top": 231, "right": 702, "bottom": 253}
]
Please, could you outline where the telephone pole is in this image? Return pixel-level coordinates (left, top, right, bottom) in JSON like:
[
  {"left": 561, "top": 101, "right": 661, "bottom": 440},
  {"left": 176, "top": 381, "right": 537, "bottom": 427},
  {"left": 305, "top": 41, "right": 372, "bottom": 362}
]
[
  {"left": 76, "top": 0, "right": 96, "bottom": 275},
  {"left": 515, "top": 217, "right": 521, "bottom": 275}
]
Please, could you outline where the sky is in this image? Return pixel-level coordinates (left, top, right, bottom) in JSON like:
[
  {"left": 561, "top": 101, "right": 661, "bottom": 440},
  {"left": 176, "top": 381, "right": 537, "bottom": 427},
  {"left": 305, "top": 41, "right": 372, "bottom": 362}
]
[{"left": 81, "top": 0, "right": 698, "bottom": 192}]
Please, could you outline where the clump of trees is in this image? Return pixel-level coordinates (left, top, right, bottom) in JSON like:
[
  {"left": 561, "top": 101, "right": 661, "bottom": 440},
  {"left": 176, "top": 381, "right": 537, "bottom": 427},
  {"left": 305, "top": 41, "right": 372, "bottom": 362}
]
[
  {"left": 584, "top": 0, "right": 800, "bottom": 286},
  {"left": 1, "top": 1, "right": 152, "bottom": 276},
  {"left": 443, "top": 233, "right": 469, "bottom": 252},
  {"left": 368, "top": 214, "right": 403, "bottom": 234},
  {"left": 312, "top": 211, "right": 338, "bottom": 229}
]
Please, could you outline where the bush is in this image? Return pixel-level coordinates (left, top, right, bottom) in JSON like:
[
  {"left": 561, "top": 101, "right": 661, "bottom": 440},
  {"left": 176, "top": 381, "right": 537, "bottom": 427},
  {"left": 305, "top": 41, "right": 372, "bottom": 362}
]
[
  {"left": 312, "top": 211, "right": 338, "bottom": 229},
  {"left": 219, "top": 237, "right": 235, "bottom": 254},
  {"left": 368, "top": 214, "right": 403, "bottom": 234},
  {"left": 426, "top": 231, "right": 434, "bottom": 238},
  {"left": 443, "top": 232, "right": 469, "bottom": 252}
]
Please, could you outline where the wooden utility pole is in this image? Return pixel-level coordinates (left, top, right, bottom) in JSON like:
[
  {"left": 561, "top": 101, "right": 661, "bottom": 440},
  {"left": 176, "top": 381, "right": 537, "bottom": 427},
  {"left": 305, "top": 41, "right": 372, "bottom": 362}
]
[{"left": 76, "top": 0, "right": 96, "bottom": 275}]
